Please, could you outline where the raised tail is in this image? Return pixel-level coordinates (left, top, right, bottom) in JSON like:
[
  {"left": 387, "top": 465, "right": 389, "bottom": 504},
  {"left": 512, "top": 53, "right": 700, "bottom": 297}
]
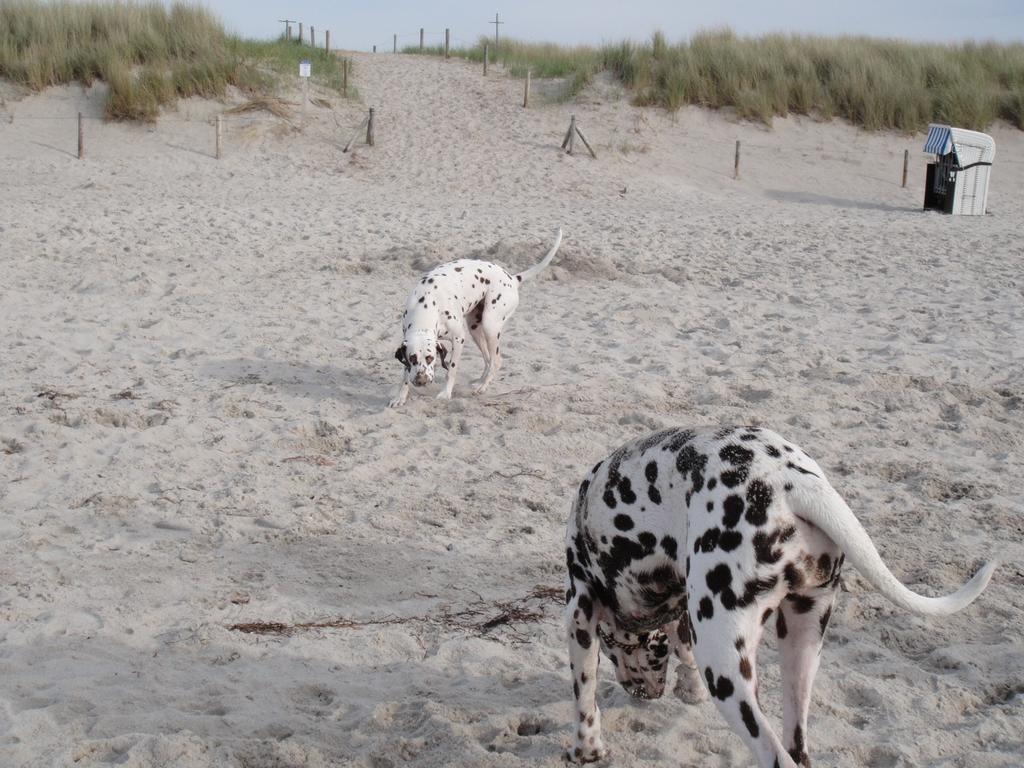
[
  {"left": 516, "top": 228, "right": 563, "bottom": 284},
  {"left": 787, "top": 480, "right": 997, "bottom": 616}
]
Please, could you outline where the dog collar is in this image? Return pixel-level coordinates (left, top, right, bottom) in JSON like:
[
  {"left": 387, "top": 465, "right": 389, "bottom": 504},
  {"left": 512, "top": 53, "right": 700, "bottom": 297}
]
[{"left": 597, "top": 625, "right": 640, "bottom": 653}]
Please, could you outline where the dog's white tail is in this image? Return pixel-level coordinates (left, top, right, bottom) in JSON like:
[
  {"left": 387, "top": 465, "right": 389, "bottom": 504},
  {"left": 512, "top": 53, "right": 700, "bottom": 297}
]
[
  {"left": 516, "top": 229, "right": 563, "bottom": 284},
  {"left": 788, "top": 480, "right": 997, "bottom": 615}
]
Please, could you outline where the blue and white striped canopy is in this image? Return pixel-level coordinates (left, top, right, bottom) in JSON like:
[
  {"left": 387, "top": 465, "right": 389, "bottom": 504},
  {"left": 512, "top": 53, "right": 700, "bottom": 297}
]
[{"left": 924, "top": 124, "right": 953, "bottom": 156}]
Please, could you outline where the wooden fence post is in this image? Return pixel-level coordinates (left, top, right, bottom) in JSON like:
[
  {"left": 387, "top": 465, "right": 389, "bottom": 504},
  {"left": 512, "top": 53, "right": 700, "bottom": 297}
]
[
  {"left": 568, "top": 115, "right": 577, "bottom": 154},
  {"left": 373, "top": 45, "right": 376, "bottom": 53},
  {"left": 523, "top": 70, "right": 530, "bottom": 108},
  {"left": 574, "top": 121, "right": 597, "bottom": 159},
  {"left": 343, "top": 58, "right": 348, "bottom": 96},
  {"left": 393, "top": 34, "right": 397, "bottom": 53},
  {"left": 420, "top": 28, "right": 424, "bottom": 51},
  {"left": 445, "top": 28, "right": 450, "bottom": 59},
  {"left": 483, "top": 43, "right": 488, "bottom": 75},
  {"left": 367, "top": 107, "right": 375, "bottom": 146},
  {"left": 311, "top": 26, "right": 315, "bottom": 48},
  {"left": 77, "top": 112, "right": 84, "bottom": 159},
  {"left": 734, "top": 140, "right": 741, "bottom": 180},
  {"left": 325, "top": 30, "right": 330, "bottom": 54},
  {"left": 216, "top": 115, "right": 223, "bottom": 159},
  {"left": 902, "top": 149, "right": 909, "bottom": 188},
  {"left": 298, "top": 22, "right": 303, "bottom": 44}
]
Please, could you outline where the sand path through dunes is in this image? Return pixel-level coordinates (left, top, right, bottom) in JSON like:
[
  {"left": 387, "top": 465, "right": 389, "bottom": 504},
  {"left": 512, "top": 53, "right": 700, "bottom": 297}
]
[{"left": 1, "top": 51, "right": 1023, "bottom": 767}]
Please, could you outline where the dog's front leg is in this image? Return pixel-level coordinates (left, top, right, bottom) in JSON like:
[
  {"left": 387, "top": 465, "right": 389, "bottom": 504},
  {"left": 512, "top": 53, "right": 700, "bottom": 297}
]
[
  {"left": 389, "top": 379, "right": 410, "bottom": 408},
  {"left": 436, "top": 330, "right": 465, "bottom": 400}
]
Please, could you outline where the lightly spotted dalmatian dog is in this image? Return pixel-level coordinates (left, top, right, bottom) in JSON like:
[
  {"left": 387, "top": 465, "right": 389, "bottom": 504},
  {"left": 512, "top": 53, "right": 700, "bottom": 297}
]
[
  {"left": 389, "top": 229, "right": 562, "bottom": 407},
  {"left": 564, "top": 426, "right": 997, "bottom": 767}
]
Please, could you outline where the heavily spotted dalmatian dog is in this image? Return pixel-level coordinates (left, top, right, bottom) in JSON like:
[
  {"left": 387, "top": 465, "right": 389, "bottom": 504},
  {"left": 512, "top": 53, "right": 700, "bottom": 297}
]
[
  {"left": 564, "top": 426, "right": 997, "bottom": 767},
  {"left": 389, "top": 229, "right": 562, "bottom": 407}
]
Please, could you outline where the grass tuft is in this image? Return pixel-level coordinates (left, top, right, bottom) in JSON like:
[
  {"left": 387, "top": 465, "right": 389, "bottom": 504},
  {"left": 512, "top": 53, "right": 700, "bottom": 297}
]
[
  {"left": 407, "top": 29, "right": 1024, "bottom": 131},
  {"left": 0, "top": 1, "right": 352, "bottom": 121}
]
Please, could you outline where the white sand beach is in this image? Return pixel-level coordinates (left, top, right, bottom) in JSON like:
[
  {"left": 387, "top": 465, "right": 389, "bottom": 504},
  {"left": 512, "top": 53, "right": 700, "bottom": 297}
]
[{"left": 1, "top": 51, "right": 1022, "bottom": 767}]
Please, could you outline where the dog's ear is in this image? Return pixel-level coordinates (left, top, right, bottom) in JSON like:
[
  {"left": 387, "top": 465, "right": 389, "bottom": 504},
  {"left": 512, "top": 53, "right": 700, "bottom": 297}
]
[
  {"left": 395, "top": 344, "right": 410, "bottom": 371},
  {"left": 437, "top": 342, "right": 449, "bottom": 370}
]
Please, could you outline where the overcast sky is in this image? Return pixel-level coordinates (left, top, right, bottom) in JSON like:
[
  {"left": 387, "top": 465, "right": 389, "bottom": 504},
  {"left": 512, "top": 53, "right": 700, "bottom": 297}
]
[{"left": 203, "top": 0, "right": 1024, "bottom": 49}]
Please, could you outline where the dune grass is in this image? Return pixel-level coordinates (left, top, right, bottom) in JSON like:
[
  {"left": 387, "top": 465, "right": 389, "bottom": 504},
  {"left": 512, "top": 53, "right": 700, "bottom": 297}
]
[
  {"left": 406, "top": 30, "right": 1024, "bottom": 131},
  {"left": 0, "top": 1, "right": 351, "bottom": 121}
]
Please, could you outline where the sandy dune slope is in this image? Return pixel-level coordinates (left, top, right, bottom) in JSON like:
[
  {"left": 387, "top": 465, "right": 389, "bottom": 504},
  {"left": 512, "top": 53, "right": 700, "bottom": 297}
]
[{"left": 1, "top": 51, "right": 1022, "bottom": 767}]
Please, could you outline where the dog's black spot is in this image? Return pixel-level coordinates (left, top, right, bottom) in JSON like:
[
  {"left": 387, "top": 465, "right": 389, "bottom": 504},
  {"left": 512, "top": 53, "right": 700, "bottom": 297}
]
[
  {"left": 698, "top": 596, "right": 714, "bottom": 621},
  {"left": 603, "top": 489, "right": 617, "bottom": 509},
  {"left": 744, "top": 479, "right": 773, "bottom": 526},
  {"left": 753, "top": 530, "right": 782, "bottom": 564},
  {"left": 706, "top": 563, "right": 732, "bottom": 594},
  {"left": 707, "top": 477, "right": 717, "bottom": 491},
  {"left": 573, "top": 681, "right": 579, "bottom": 698},
  {"left": 784, "top": 563, "right": 805, "bottom": 590},
  {"left": 761, "top": 608, "right": 774, "bottom": 625},
  {"left": 660, "top": 536, "right": 678, "bottom": 560},
  {"left": 787, "top": 594, "right": 816, "bottom": 614},
  {"left": 723, "top": 495, "right": 744, "bottom": 527},
  {"left": 720, "top": 444, "right": 754, "bottom": 466},
  {"left": 739, "top": 657, "right": 752, "bottom": 679},
  {"left": 776, "top": 609, "right": 788, "bottom": 639},
  {"left": 719, "top": 530, "right": 743, "bottom": 552},
  {"left": 614, "top": 514, "right": 634, "bottom": 531},
  {"left": 645, "top": 461, "right": 658, "bottom": 483},
  {"left": 740, "top": 701, "right": 759, "bottom": 737},
  {"left": 765, "top": 444, "right": 781, "bottom": 458},
  {"left": 676, "top": 446, "right": 708, "bottom": 494},
  {"left": 695, "top": 527, "right": 720, "bottom": 554},
  {"left": 637, "top": 531, "right": 656, "bottom": 550},
  {"left": 716, "top": 676, "right": 735, "bottom": 700},
  {"left": 618, "top": 479, "right": 634, "bottom": 507},
  {"left": 720, "top": 467, "right": 749, "bottom": 488},
  {"left": 704, "top": 668, "right": 735, "bottom": 701},
  {"left": 575, "top": 629, "right": 592, "bottom": 649},
  {"left": 578, "top": 594, "right": 594, "bottom": 621},
  {"left": 648, "top": 485, "right": 662, "bottom": 504},
  {"left": 818, "top": 553, "right": 832, "bottom": 577},
  {"left": 677, "top": 619, "right": 690, "bottom": 644},
  {"left": 706, "top": 500, "right": 714, "bottom": 512},
  {"left": 737, "top": 574, "right": 778, "bottom": 607}
]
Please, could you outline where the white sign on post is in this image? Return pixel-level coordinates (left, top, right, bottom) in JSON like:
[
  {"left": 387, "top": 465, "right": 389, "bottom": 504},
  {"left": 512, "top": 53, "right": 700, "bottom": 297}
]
[{"left": 299, "top": 59, "right": 311, "bottom": 78}]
